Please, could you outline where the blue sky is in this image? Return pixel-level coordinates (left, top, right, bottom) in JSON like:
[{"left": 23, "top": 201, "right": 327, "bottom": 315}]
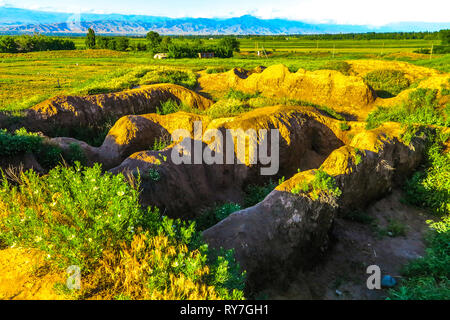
[{"left": 1, "top": 0, "right": 449, "bottom": 25}]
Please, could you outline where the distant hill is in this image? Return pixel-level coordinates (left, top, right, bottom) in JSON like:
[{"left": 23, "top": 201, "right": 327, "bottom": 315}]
[{"left": 0, "top": 7, "right": 449, "bottom": 35}]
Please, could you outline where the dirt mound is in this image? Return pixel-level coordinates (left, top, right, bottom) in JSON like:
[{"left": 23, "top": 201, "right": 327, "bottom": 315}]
[
  {"left": 347, "top": 59, "right": 439, "bottom": 83},
  {"left": 2, "top": 84, "right": 213, "bottom": 134},
  {"left": 107, "top": 106, "right": 345, "bottom": 217},
  {"left": 203, "top": 125, "right": 425, "bottom": 290},
  {"left": 198, "top": 64, "right": 376, "bottom": 117}
]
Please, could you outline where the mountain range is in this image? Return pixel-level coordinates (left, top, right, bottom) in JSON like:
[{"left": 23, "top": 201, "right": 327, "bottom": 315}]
[{"left": 0, "top": 6, "right": 449, "bottom": 35}]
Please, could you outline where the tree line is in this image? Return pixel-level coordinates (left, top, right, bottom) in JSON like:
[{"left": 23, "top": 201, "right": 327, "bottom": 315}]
[
  {"left": 86, "top": 28, "right": 240, "bottom": 58},
  {"left": 0, "top": 34, "right": 75, "bottom": 53},
  {"left": 243, "top": 30, "right": 449, "bottom": 41}
]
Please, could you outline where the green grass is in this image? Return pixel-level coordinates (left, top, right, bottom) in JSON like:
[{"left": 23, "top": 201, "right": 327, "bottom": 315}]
[
  {"left": 156, "top": 99, "right": 198, "bottom": 115},
  {"left": 318, "top": 61, "right": 352, "bottom": 75},
  {"left": 207, "top": 99, "right": 252, "bottom": 119},
  {"left": 194, "top": 203, "right": 242, "bottom": 231},
  {"left": 389, "top": 129, "right": 450, "bottom": 300},
  {"left": 292, "top": 169, "right": 342, "bottom": 201},
  {"left": 366, "top": 88, "right": 449, "bottom": 130},
  {"left": 1, "top": 44, "right": 447, "bottom": 112}
]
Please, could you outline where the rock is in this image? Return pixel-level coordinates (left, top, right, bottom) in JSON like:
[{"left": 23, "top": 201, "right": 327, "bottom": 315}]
[{"left": 1, "top": 84, "right": 213, "bottom": 135}]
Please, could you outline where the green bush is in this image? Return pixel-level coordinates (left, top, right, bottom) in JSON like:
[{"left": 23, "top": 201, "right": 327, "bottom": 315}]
[
  {"left": 404, "top": 130, "right": 450, "bottom": 216},
  {"left": 207, "top": 99, "right": 251, "bottom": 119},
  {"left": 225, "top": 88, "right": 261, "bottom": 101},
  {"left": 292, "top": 169, "right": 342, "bottom": 200},
  {"left": 0, "top": 164, "right": 245, "bottom": 299},
  {"left": 366, "top": 89, "right": 448, "bottom": 130},
  {"left": 339, "top": 122, "right": 351, "bottom": 131},
  {"left": 0, "top": 128, "right": 62, "bottom": 169},
  {"left": 364, "top": 69, "right": 411, "bottom": 98},
  {"left": 139, "top": 68, "right": 198, "bottom": 90},
  {"left": 65, "top": 143, "right": 87, "bottom": 166},
  {"left": 195, "top": 203, "right": 242, "bottom": 231},
  {"left": 319, "top": 61, "right": 352, "bottom": 75}
]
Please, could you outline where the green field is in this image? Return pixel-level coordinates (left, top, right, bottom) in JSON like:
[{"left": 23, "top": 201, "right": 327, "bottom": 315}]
[{"left": 1, "top": 37, "right": 448, "bottom": 113}]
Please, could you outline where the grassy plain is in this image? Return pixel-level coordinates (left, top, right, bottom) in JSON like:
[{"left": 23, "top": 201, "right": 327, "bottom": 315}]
[{"left": 1, "top": 38, "right": 448, "bottom": 112}]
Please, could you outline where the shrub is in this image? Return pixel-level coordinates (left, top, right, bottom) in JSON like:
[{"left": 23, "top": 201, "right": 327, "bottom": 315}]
[
  {"left": 65, "top": 143, "right": 87, "bottom": 166},
  {"left": 339, "top": 122, "right": 350, "bottom": 131},
  {"left": 0, "top": 164, "right": 245, "bottom": 299},
  {"left": 151, "top": 135, "right": 171, "bottom": 151},
  {"left": 365, "top": 89, "right": 447, "bottom": 130},
  {"left": 389, "top": 130, "right": 450, "bottom": 300},
  {"left": 195, "top": 203, "right": 242, "bottom": 231},
  {"left": 404, "top": 130, "right": 450, "bottom": 216},
  {"left": 244, "top": 181, "right": 277, "bottom": 208},
  {"left": 0, "top": 128, "right": 62, "bottom": 169},
  {"left": 156, "top": 99, "right": 195, "bottom": 115},
  {"left": 139, "top": 68, "right": 197, "bottom": 90},
  {"left": 292, "top": 169, "right": 342, "bottom": 201},
  {"left": 364, "top": 69, "right": 411, "bottom": 98}
]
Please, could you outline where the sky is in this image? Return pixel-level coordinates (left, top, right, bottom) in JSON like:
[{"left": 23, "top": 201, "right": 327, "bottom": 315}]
[{"left": 1, "top": 0, "right": 449, "bottom": 26}]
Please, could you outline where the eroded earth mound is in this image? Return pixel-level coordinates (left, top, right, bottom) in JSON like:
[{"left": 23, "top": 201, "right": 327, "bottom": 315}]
[{"left": 1, "top": 60, "right": 447, "bottom": 298}]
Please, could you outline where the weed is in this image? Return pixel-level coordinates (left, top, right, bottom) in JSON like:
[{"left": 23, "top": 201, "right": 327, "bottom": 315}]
[
  {"left": 207, "top": 99, "right": 252, "bottom": 119},
  {"left": 244, "top": 180, "right": 277, "bottom": 208},
  {"left": 364, "top": 69, "right": 410, "bottom": 98},
  {"left": 319, "top": 61, "right": 352, "bottom": 75},
  {"left": 195, "top": 203, "right": 241, "bottom": 231},
  {"left": 340, "top": 122, "right": 350, "bottom": 131}
]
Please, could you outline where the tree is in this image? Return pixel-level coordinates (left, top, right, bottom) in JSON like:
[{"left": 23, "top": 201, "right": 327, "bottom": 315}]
[
  {"left": 146, "top": 31, "right": 162, "bottom": 51},
  {"left": 86, "top": 28, "right": 96, "bottom": 49},
  {"left": 116, "top": 37, "right": 130, "bottom": 51},
  {"left": 218, "top": 37, "right": 240, "bottom": 53},
  {"left": 439, "top": 29, "right": 450, "bottom": 45},
  {"left": 0, "top": 36, "right": 18, "bottom": 53},
  {"left": 158, "top": 36, "right": 172, "bottom": 52}
]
